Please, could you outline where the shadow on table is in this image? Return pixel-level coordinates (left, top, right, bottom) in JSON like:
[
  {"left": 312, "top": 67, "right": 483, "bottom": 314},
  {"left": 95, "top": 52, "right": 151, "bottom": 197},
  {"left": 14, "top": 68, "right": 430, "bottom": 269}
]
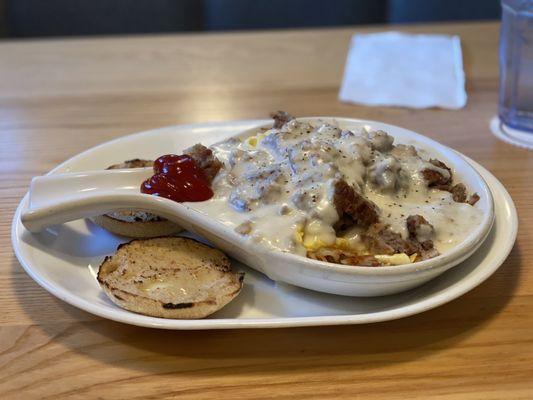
[{"left": 11, "top": 244, "right": 522, "bottom": 377}]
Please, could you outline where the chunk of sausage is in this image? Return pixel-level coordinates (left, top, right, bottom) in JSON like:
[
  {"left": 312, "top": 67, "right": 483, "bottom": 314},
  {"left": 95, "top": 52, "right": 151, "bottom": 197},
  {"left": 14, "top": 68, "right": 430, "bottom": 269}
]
[
  {"left": 390, "top": 144, "right": 418, "bottom": 158},
  {"left": 419, "top": 246, "right": 439, "bottom": 260},
  {"left": 430, "top": 159, "right": 452, "bottom": 172},
  {"left": 368, "top": 156, "right": 401, "bottom": 192},
  {"left": 468, "top": 193, "right": 480, "bottom": 205},
  {"left": 406, "top": 214, "right": 435, "bottom": 242},
  {"left": 421, "top": 159, "right": 452, "bottom": 187},
  {"left": 366, "top": 130, "right": 394, "bottom": 152},
  {"left": 307, "top": 248, "right": 380, "bottom": 267},
  {"left": 270, "top": 111, "right": 295, "bottom": 129},
  {"left": 450, "top": 183, "right": 467, "bottom": 203},
  {"left": 333, "top": 180, "right": 379, "bottom": 230},
  {"left": 364, "top": 223, "right": 419, "bottom": 256},
  {"left": 184, "top": 144, "right": 223, "bottom": 183}
]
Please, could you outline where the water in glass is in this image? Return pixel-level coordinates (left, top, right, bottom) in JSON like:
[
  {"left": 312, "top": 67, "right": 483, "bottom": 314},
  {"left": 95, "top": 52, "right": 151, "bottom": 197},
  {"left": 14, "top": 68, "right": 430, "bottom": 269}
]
[{"left": 499, "top": 0, "right": 533, "bottom": 133}]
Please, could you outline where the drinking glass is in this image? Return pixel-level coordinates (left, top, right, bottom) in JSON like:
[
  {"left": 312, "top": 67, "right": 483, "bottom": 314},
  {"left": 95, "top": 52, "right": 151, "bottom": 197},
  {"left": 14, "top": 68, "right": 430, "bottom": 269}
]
[{"left": 499, "top": 0, "right": 533, "bottom": 133}]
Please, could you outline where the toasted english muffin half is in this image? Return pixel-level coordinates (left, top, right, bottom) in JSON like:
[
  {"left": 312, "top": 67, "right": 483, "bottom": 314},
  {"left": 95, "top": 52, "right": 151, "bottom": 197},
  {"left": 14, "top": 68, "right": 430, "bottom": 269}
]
[
  {"left": 90, "top": 159, "right": 182, "bottom": 238},
  {"left": 97, "top": 237, "right": 244, "bottom": 319}
]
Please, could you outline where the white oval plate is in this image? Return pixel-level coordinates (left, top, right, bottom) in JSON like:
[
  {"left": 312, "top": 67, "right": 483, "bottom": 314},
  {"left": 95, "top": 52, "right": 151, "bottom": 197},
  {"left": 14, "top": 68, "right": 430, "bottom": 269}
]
[{"left": 11, "top": 119, "right": 517, "bottom": 329}]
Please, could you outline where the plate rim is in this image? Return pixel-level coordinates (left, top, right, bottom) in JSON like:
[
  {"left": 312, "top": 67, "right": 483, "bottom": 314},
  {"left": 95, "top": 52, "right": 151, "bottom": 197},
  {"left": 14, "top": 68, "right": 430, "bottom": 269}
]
[{"left": 11, "top": 119, "right": 518, "bottom": 329}]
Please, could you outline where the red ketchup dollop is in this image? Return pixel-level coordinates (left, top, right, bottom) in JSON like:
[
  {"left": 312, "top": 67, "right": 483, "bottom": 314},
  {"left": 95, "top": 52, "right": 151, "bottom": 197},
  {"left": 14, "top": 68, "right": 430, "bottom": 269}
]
[{"left": 141, "top": 154, "right": 213, "bottom": 202}]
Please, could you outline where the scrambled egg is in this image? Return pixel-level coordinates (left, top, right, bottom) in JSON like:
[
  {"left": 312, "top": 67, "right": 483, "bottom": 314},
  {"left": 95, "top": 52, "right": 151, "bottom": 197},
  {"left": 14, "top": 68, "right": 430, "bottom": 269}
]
[
  {"left": 374, "top": 253, "right": 412, "bottom": 265},
  {"left": 295, "top": 227, "right": 327, "bottom": 251},
  {"left": 245, "top": 132, "right": 266, "bottom": 148},
  {"left": 296, "top": 226, "right": 414, "bottom": 265}
]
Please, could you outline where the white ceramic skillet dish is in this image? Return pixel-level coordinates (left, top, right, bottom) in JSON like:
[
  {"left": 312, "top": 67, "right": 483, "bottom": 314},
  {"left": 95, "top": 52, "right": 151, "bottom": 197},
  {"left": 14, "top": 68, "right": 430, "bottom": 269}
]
[
  {"left": 11, "top": 119, "right": 513, "bottom": 329},
  {"left": 193, "top": 117, "right": 495, "bottom": 296}
]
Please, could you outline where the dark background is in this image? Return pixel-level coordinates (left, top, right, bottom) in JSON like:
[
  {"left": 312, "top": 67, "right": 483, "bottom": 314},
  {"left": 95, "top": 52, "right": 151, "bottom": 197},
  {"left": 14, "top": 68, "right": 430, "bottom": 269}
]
[{"left": 0, "top": 0, "right": 500, "bottom": 38}]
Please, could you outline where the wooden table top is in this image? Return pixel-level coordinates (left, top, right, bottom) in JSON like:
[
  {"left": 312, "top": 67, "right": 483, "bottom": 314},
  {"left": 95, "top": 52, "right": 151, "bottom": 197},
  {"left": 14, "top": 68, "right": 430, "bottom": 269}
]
[{"left": 2, "top": 21, "right": 532, "bottom": 399}]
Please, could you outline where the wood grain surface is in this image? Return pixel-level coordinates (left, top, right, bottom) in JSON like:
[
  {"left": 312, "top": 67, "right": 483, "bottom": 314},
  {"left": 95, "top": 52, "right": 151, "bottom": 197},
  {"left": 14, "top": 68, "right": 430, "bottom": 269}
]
[{"left": 1, "top": 21, "right": 532, "bottom": 399}]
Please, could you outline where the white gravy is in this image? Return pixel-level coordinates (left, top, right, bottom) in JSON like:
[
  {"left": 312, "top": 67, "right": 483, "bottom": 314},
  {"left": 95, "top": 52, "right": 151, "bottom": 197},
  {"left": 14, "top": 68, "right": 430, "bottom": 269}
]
[{"left": 189, "top": 120, "right": 483, "bottom": 258}]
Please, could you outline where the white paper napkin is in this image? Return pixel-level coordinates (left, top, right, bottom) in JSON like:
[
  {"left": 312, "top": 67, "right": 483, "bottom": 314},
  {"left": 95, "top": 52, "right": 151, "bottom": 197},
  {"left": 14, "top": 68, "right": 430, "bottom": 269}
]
[{"left": 339, "top": 32, "right": 467, "bottom": 109}]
